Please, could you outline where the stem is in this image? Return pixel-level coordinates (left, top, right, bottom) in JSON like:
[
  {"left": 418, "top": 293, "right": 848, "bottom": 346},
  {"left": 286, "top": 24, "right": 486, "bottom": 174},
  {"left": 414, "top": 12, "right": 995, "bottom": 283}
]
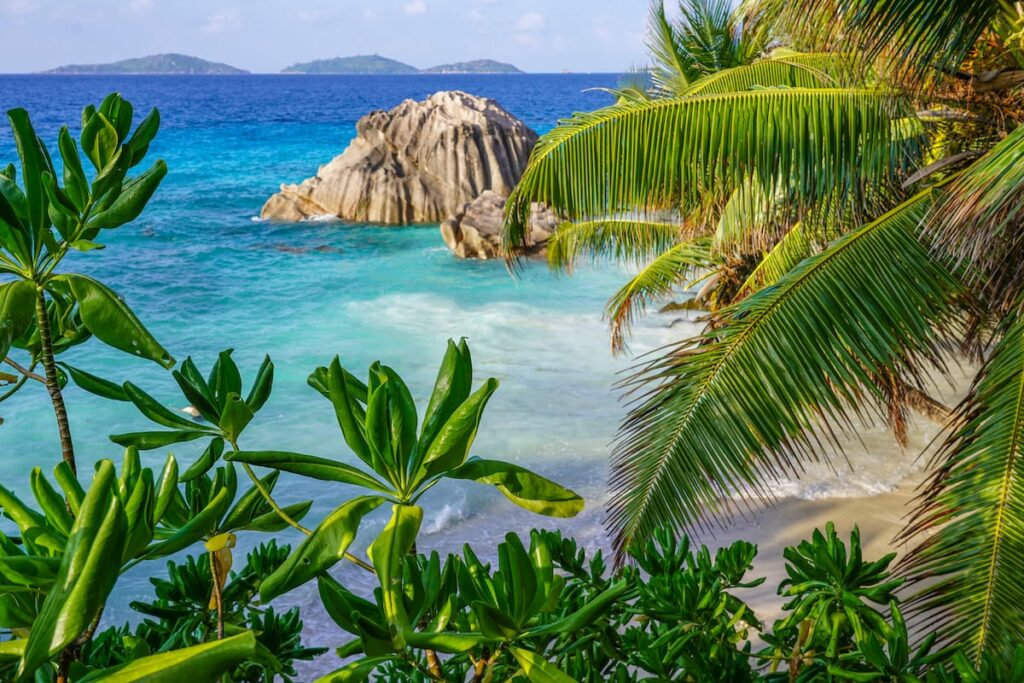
[
  {"left": 35, "top": 287, "right": 76, "bottom": 473},
  {"left": 210, "top": 549, "right": 225, "bottom": 640},
  {"left": 235, "top": 454, "right": 375, "bottom": 573},
  {"left": 3, "top": 357, "right": 45, "bottom": 383}
]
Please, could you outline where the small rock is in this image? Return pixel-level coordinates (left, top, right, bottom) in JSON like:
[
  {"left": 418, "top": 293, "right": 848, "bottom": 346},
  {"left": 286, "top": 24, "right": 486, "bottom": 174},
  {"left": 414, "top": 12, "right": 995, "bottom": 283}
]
[{"left": 440, "top": 190, "right": 556, "bottom": 259}]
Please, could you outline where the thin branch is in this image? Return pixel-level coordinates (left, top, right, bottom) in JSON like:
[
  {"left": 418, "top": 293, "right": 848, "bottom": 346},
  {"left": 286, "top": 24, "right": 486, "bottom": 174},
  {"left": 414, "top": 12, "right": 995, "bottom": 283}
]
[
  {"left": 3, "top": 357, "right": 46, "bottom": 383},
  {"left": 902, "top": 151, "right": 984, "bottom": 189}
]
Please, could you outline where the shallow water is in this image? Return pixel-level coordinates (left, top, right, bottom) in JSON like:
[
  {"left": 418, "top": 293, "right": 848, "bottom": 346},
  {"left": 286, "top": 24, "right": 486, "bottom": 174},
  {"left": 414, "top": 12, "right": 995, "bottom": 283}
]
[{"left": 0, "top": 75, "right": 929, "bottom": 671}]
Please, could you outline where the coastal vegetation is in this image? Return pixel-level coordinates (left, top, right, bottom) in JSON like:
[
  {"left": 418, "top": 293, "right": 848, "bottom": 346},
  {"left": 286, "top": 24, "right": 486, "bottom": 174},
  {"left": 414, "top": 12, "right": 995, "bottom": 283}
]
[
  {"left": 2, "top": 0, "right": 1023, "bottom": 681},
  {"left": 504, "top": 0, "right": 1024, "bottom": 670}
]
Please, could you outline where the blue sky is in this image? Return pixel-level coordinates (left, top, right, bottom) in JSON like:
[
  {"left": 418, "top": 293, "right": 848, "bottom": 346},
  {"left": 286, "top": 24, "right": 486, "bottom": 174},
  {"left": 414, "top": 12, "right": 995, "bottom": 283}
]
[{"left": 0, "top": 0, "right": 649, "bottom": 73}]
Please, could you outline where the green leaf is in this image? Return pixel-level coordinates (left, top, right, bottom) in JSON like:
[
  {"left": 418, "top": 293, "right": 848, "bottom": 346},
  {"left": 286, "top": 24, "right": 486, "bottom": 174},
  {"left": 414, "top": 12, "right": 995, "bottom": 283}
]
[
  {"left": 62, "top": 273, "right": 173, "bottom": 368},
  {"left": 524, "top": 580, "right": 629, "bottom": 637},
  {"left": 77, "top": 631, "right": 256, "bottom": 682},
  {"left": 82, "top": 111, "right": 119, "bottom": 171},
  {"left": 85, "top": 159, "right": 166, "bottom": 230},
  {"left": 419, "top": 340, "right": 473, "bottom": 454},
  {"left": 218, "top": 392, "right": 254, "bottom": 443},
  {"left": 6, "top": 107, "right": 51, "bottom": 234},
  {"left": 125, "top": 107, "right": 160, "bottom": 167},
  {"left": 314, "top": 656, "right": 395, "bottom": 683},
  {"left": 57, "top": 126, "right": 88, "bottom": 211},
  {"left": 181, "top": 438, "right": 225, "bottom": 481},
  {"left": 402, "top": 629, "right": 485, "bottom": 654},
  {"left": 152, "top": 454, "right": 178, "bottom": 523},
  {"left": 58, "top": 363, "right": 129, "bottom": 401},
  {"left": 508, "top": 647, "right": 575, "bottom": 683},
  {"left": 324, "top": 356, "right": 373, "bottom": 467},
  {"left": 242, "top": 500, "right": 312, "bottom": 533},
  {"left": 109, "top": 429, "right": 210, "bottom": 451},
  {"left": 245, "top": 355, "right": 274, "bottom": 413},
  {"left": 419, "top": 378, "right": 498, "bottom": 478},
  {"left": 0, "top": 280, "right": 36, "bottom": 359},
  {"left": 368, "top": 503, "right": 423, "bottom": 632},
  {"left": 29, "top": 467, "right": 72, "bottom": 537},
  {"left": 260, "top": 496, "right": 385, "bottom": 602},
  {"left": 143, "top": 485, "right": 231, "bottom": 560},
  {"left": 226, "top": 451, "right": 391, "bottom": 493},
  {"left": 123, "top": 381, "right": 200, "bottom": 429},
  {"left": 18, "top": 461, "right": 126, "bottom": 682},
  {"left": 52, "top": 462, "right": 85, "bottom": 517},
  {"left": 447, "top": 457, "right": 584, "bottom": 518}
]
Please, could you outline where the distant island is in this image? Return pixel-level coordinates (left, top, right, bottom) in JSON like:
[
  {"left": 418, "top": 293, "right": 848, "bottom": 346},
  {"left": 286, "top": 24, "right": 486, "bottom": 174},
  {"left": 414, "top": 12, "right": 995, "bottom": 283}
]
[
  {"left": 282, "top": 54, "right": 523, "bottom": 75},
  {"left": 282, "top": 54, "right": 419, "bottom": 75},
  {"left": 44, "top": 53, "right": 248, "bottom": 75},
  {"left": 421, "top": 59, "right": 523, "bottom": 74}
]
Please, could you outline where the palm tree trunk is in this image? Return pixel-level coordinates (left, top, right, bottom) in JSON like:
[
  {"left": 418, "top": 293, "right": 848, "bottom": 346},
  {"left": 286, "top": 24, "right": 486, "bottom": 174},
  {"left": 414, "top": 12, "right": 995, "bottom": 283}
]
[{"left": 35, "top": 287, "right": 75, "bottom": 473}]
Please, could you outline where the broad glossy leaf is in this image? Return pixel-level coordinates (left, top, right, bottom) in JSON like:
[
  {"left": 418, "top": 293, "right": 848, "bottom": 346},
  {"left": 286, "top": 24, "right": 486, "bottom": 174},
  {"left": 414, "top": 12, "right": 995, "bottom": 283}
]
[
  {"left": 368, "top": 503, "right": 423, "bottom": 632},
  {"left": 77, "top": 631, "right": 255, "bottom": 682},
  {"left": 152, "top": 454, "right": 178, "bottom": 523},
  {"left": 181, "top": 437, "right": 225, "bottom": 481},
  {"left": 221, "top": 469, "right": 280, "bottom": 531},
  {"left": 29, "top": 468, "right": 72, "bottom": 538},
  {"left": 418, "top": 338, "right": 472, "bottom": 457},
  {"left": 509, "top": 647, "right": 575, "bottom": 683},
  {"left": 59, "top": 363, "right": 129, "bottom": 401},
  {"left": 7, "top": 108, "right": 50, "bottom": 233},
  {"left": 63, "top": 273, "right": 173, "bottom": 368},
  {"left": 403, "top": 629, "right": 485, "bottom": 654},
  {"left": 524, "top": 580, "right": 629, "bottom": 638},
  {"left": 123, "top": 381, "right": 200, "bottom": 429},
  {"left": 245, "top": 355, "right": 273, "bottom": 413},
  {"left": 85, "top": 159, "right": 166, "bottom": 230},
  {"left": 18, "top": 461, "right": 126, "bottom": 682},
  {"left": 144, "top": 485, "right": 231, "bottom": 559},
  {"left": 261, "top": 495, "right": 385, "bottom": 602},
  {"left": 447, "top": 457, "right": 583, "bottom": 518},
  {"left": 226, "top": 451, "right": 391, "bottom": 493},
  {"left": 318, "top": 574, "right": 385, "bottom": 635},
  {"left": 125, "top": 108, "right": 160, "bottom": 166},
  {"left": 0, "top": 280, "right": 35, "bottom": 359},
  {"left": 52, "top": 462, "right": 85, "bottom": 517},
  {"left": 324, "top": 357, "right": 373, "bottom": 467},
  {"left": 419, "top": 379, "right": 498, "bottom": 479},
  {"left": 218, "top": 392, "right": 254, "bottom": 442},
  {"left": 57, "top": 126, "right": 88, "bottom": 211},
  {"left": 314, "top": 656, "right": 395, "bottom": 683},
  {"left": 379, "top": 366, "right": 418, "bottom": 471},
  {"left": 110, "top": 429, "right": 210, "bottom": 451},
  {"left": 0, "top": 556, "right": 60, "bottom": 587}
]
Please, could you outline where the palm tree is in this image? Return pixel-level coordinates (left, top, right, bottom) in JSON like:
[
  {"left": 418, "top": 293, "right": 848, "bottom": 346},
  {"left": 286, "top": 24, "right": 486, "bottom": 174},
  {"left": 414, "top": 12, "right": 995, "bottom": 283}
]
[{"left": 503, "top": 0, "right": 1024, "bottom": 663}]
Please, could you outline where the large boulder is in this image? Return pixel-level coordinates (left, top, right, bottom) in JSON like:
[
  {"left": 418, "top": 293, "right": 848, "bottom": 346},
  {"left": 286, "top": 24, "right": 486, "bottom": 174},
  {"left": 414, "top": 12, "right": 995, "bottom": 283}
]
[
  {"left": 261, "top": 91, "right": 537, "bottom": 224},
  {"left": 440, "top": 190, "right": 556, "bottom": 259}
]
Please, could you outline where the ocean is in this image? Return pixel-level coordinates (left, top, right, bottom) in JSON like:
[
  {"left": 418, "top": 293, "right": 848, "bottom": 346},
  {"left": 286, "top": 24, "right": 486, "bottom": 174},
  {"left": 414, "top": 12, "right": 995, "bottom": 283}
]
[{"left": 0, "top": 74, "right": 921, "bottom": 671}]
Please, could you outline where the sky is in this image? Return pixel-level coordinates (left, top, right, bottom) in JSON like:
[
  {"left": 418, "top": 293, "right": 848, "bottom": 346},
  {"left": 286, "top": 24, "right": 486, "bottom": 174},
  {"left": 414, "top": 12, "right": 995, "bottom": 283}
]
[{"left": 0, "top": 0, "right": 649, "bottom": 73}]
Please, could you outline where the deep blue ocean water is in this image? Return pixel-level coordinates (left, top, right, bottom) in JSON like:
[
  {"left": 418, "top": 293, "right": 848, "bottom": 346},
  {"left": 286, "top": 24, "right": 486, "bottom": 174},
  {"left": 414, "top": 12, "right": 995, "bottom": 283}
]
[{"left": 0, "top": 74, "right": 688, "bottom": 668}]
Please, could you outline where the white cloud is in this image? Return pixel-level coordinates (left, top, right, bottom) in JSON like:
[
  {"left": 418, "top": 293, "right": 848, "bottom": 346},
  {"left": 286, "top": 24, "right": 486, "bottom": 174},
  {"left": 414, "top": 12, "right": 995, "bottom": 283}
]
[
  {"left": 468, "top": 7, "right": 484, "bottom": 22},
  {"left": 514, "top": 11, "right": 545, "bottom": 31},
  {"left": 127, "top": 0, "right": 153, "bottom": 15},
  {"left": 403, "top": 0, "right": 427, "bottom": 16},
  {"left": 201, "top": 8, "right": 242, "bottom": 34},
  {"left": 363, "top": 7, "right": 379, "bottom": 20}
]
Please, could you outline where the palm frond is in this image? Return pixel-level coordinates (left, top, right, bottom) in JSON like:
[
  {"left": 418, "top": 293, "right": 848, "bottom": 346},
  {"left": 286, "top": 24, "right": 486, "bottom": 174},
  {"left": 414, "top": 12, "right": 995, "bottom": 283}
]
[
  {"left": 648, "top": 1, "right": 695, "bottom": 95},
  {"left": 735, "top": 221, "right": 809, "bottom": 298},
  {"left": 931, "top": 123, "right": 1024, "bottom": 315},
  {"left": 783, "top": 0, "right": 1003, "bottom": 79},
  {"left": 504, "top": 89, "right": 911, "bottom": 252},
  {"left": 681, "top": 53, "right": 855, "bottom": 96},
  {"left": 605, "top": 239, "right": 715, "bottom": 353},
  {"left": 713, "top": 173, "right": 781, "bottom": 254},
  {"left": 899, "top": 313, "right": 1024, "bottom": 664},
  {"left": 546, "top": 219, "right": 687, "bottom": 272},
  {"left": 606, "top": 190, "right": 959, "bottom": 559}
]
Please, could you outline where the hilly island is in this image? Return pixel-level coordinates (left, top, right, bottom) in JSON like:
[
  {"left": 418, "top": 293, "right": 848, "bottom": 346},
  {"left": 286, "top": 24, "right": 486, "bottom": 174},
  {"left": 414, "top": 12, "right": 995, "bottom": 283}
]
[
  {"left": 44, "top": 53, "right": 248, "bottom": 74},
  {"left": 282, "top": 54, "right": 523, "bottom": 74}
]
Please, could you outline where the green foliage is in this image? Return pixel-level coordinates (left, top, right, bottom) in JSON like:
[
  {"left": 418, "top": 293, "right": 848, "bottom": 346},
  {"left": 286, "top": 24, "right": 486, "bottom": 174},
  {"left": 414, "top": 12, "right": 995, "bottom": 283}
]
[{"left": 84, "top": 541, "right": 325, "bottom": 682}]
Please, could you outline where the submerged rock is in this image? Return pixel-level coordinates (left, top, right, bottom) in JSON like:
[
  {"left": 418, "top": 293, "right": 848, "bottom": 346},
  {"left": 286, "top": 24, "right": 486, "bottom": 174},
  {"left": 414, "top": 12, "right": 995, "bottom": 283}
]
[
  {"left": 440, "top": 190, "right": 556, "bottom": 259},
  {"left": 261, "top": 91, "right": 537, "bottom": 224}
]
